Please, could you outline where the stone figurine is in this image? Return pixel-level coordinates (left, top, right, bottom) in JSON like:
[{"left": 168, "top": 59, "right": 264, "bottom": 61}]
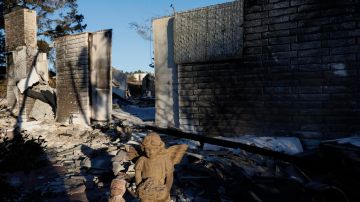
[{"left": 135, "top": 132, "right": 188, "bottom": 202}]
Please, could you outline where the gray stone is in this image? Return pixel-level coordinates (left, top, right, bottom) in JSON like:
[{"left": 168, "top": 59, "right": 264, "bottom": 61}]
[
  {"left": 29, "top": 99, "right": 54, "bottom": 121},
  {"left": 112, "top": 161, "right": 126, "bottom": 175},
  {"left": 112, "top": 150, "right": 129, "bottom": 162},
  {"left": 81, "top": 157, "right": 91, "bottom": 168}
]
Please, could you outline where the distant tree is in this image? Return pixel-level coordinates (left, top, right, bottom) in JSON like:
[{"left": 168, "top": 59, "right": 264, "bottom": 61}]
[{"left": 0, "top": 0, "right": 87, "bottom": 68}]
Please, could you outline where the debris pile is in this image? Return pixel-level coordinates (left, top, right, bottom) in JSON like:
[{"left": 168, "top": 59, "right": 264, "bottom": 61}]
[{"left": 0, "top": 107, "right": 358, "bottom": 201}]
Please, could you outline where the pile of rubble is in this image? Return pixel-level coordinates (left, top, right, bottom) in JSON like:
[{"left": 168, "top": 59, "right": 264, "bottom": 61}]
[{"left": 0, "top": 105, "right": 359, "bottom": 201}]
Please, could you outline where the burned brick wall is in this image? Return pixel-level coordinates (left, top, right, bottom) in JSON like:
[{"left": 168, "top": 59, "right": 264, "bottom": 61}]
[
  {"left": 239, "top": 0, "right": 360, "bottom": 139},
  {"left": 55, "top": 31, "right": 112, "bottom": 125},
  {"left": 4, "top": 9, "right": 37, "bottom": 52},
  {"left": 156, "top": 0, "right": 360, "bottom": 140},
  {"left": 55, "top": 33, "right": 91, "bottom": 125}
]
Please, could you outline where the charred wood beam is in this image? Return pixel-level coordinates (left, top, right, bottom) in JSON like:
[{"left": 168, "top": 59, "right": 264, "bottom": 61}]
[
  {"left": 145, "top": 125, "right": 307, "bottom": 164},
  {"left": 24, "top": 89, "right": 56, "bottom": 108},
  {"left": 24, "top": 89, "right": 47, "bottom": 103}
]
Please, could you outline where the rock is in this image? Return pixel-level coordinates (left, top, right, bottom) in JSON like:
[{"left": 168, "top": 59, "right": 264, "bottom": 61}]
[
  {"left": 126, "top": 164, "right": 135, "bottom": 175},
  {"left": 68, "top": 184, "right": 86, "bottom": 195},
  {"left": 112, "top": 161, "right": 126, "bottom": 175},
  {"left": 70, "top": 175, "right": 86, "bottom": 181},
  {"left": 81, "top": 157, "right": 91, "bottom": 168},
  {"left": 57, "top": 148, "right": 75, "bottom": 156},
  {"left": 112, "top": 150, "right": 129, "bottom": 162},
  {"left": 125, "top": 145, "right": 140, "bottom": 160},
  {"left": 0, "top": 99, "right": 7, "bottom": 109},
  {"left": 108, "top": 146, "right": 118, "bottom": 152},
  {"left": 109, "top": 150, "right": 118, "bottom": 156},
  {"left": 91, "top": 158, "right": 111, "bottom": 170},
  {"left": 97, "top": 182, "right": 104, "bottom": 188},
  {"left": 29, "top": 99, "right": 54, "bottom": 121},
  {"left": 69, "top": 193, "right": 89, "bottom": 202},
  {"left": 81, "top": 156, "right": 111, "bottom": 171}
]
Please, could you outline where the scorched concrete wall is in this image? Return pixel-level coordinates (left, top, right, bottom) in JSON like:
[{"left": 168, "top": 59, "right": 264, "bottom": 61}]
[
  {"left": 153, "top": 17, "right": 179, "bottom": 128},
  {"left": 89, "top": 30, "right": 112, "bottom": 122}
]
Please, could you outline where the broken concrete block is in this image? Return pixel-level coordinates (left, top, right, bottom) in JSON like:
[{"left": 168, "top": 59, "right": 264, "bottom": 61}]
[
  {"left": 16, "top": 53, "right": 49, "bottom": 94},
  {"left": 31, "top": 84, "right": 56, "bottom": 107},
  {"left": 36, "top": 53, "right": 49, "bottom": 83},
  {"left": 29, "top": 99, "right": 54, "bottom": 121},
  {"left": 17, "top": 57, "right": 42, "bottom": 94}
]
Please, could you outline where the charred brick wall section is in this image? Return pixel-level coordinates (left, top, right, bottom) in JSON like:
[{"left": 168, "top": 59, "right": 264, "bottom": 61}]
[
  {"left": 4, "top": 8, "right": 37, "bottom": 120},
  {"left": 4, "top": 9, "right": 37, "bottom": 52},
  {"left": 178, "top": 0, "right": 360, "bottom": 140},
  {"left": 174, "top": 1, "right": 244, "bottom": 64},
  {"left": 55, "top": 33, "right": 90, "bottom": 125}
]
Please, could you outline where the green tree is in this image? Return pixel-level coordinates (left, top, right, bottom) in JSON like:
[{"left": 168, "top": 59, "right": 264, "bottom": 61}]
[{"left": 0, "top": 0, "right": 87, "bottom": 68}]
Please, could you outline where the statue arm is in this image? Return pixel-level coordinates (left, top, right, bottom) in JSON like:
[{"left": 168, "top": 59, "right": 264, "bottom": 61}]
[
  {"left": 165, "top": 172, "right": 173, "bottom": 192},
  {"left": 135, "top": 157, "right": 144, "bottom": 185},
  {"left": 135, "top": 171, "right": 142, "bottom": 186}
]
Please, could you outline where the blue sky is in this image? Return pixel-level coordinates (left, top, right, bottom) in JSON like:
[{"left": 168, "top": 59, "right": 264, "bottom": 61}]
[{"left": 77, "top": 0, "right": 233, "bottom": 72}]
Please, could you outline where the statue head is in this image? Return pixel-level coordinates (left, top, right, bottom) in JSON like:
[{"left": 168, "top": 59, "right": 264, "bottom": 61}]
[
  {"left": 141, "top": 132, "right": 165, "bottom": 158},
  {"left": 110, "top": 178, "right": 126, "bottom": 197}
]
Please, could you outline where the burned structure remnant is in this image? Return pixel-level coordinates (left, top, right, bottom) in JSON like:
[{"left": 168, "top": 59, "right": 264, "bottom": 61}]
[
  {"left": 5, "top": 8, "right": 37, "bottom": 120},
  {"left": 55, "top": 30, "right": 112, "bottom": 125},
  {"left": 154, "top": 0, "right": 360, "bottom": 142},
  {"left": 4, "top": 8, "right": 52, "bottom": 122},
  {"left": 55, "top": 33, "right": 90, "bottom": 125},
  {"left": 153, "top": 16, "right": 178, "bottom": 128},
  {"left": 90, "top": 30, "right": 113, "bottom": 122},
  {"left": 4, "top": 8, "right": 112, "bottom": 125}
]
